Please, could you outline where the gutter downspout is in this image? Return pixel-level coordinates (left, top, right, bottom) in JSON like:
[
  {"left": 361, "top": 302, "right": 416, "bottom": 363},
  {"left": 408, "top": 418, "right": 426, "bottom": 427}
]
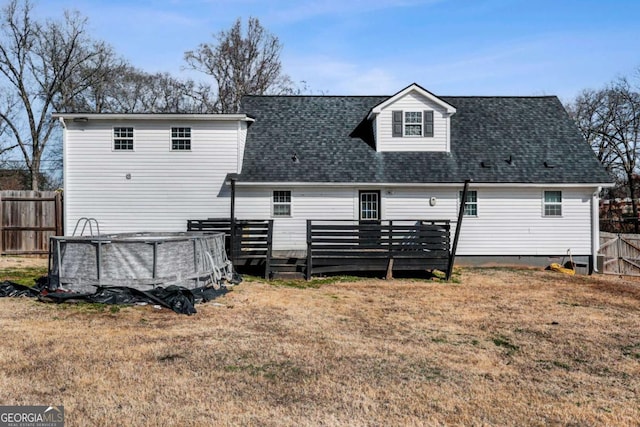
[{"left": 592, "top": 186, "right": 602, "bottom": 273}]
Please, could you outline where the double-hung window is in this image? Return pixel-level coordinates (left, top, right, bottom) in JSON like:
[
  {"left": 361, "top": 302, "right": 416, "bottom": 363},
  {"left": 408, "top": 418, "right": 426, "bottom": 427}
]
[
  {"left": 543, "top": 191, "right": 562, "bottom": 217},
  {"left": 272, "top": 191, "right": 291, "bottom": 217},
  {"left": 113, "top": 127, "right": 134, "bottom": 151},
  {"left": 404, "top": 111, "right": 422, "bottom": 136},
  {"left": 392, "top": 110, "right": 434, "bottom": 137},
  {"left": 460, "top": 190, "right": 478, "bottom": 216},
  {"left": 171, "top": 127, "right": 191, "bottom": 150}
]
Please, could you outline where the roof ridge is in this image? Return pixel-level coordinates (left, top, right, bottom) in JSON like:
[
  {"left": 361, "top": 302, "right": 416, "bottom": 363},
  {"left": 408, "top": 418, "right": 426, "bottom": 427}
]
[
  {"left": 242, "top": 94, "right": 389, "bottom": 98},
  {"left": 242, "top": 94, "right": 559, "bottom": 99}
]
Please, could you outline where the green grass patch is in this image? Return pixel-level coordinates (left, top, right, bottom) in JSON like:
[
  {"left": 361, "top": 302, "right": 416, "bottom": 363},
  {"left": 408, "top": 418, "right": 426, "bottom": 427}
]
[
  {"left": 54, "top": 302, "right": 123, "bottom": 313},
  {"left": 268, "top": 275, "right": 361, "bottom": 289},
  {"left": 552, "top": 360, "right": 571, "bottom": 370},
  {"left": 558, "top": 301, "right": 584, "bottom": 307},
  {"left": 622, "top": 343, "right": 640, "bottom": 359},
  {"left": 0, "top": 265, "right": 48, "bottom": 287},
  {"left": 492, "top": 335, "right": 519, "bottom": 355}
]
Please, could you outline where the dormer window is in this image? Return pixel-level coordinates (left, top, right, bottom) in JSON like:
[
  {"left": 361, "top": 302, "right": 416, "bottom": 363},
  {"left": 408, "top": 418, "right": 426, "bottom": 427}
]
[
  {"left": 392, "top": 110, "right": 434, "bottom": 138},
  {"left": 404, "top": 112, "right": 422, "bottom": 136}
]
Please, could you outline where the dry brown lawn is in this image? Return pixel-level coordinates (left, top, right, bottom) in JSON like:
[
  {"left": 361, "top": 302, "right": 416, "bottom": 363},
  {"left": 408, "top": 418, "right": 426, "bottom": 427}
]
[{"left": 0, "top": 263, "right": 639, "bottom": 426}]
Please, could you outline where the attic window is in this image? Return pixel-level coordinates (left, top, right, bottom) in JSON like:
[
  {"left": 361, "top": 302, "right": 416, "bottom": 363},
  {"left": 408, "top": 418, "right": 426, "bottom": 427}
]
[
  {"left": 404, "top": 112, "right": 422, "bottom": 136},
  {"left": 393, "top": 110, "right": 434, "bottom": 138}
]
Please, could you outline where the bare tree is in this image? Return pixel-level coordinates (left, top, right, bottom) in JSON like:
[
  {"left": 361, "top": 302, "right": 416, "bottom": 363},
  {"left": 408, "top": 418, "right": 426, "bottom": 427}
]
[
  {"left": 0, "top": 0, "right": 115, "bottom": 190},
  {"left": 567, "top": 76, "right": 640, "bottom": 230},
  {"left": 184, "top": 17, "right": 293, "bottom": 113}
]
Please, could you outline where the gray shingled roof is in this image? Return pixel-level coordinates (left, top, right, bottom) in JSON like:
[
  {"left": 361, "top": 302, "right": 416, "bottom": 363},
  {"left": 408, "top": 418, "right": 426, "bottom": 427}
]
[{"left": 238, "top": 94, "right": 612, "bottom": 184}]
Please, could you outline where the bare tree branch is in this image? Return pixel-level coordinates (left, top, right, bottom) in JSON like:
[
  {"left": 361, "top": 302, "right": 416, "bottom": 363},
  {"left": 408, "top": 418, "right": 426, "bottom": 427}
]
[
  {"left": 567, "top": 73, "right": 640, "bottom": 230},
  {"left": 184, "top": 17, "right": 293, "bottom": 113},
  {"left": 0, "top": 0, "right": 117, "bottom": 189}
]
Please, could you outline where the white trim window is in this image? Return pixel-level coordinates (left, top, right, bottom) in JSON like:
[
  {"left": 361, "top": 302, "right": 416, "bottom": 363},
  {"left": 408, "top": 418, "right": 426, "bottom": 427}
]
[
  {"left": 392, "top": 110, "right": 434, "bottom": 138},
  {"left": 272, "top": 190, "right": 291, "bottom": 217},
  {"left": 171, "top": 127, "right": 191, "bottom": 150},
  {"left": 404, "top": 111, "right": 422, "bottom": 136},
  {"left": 543, "top": 190, "right": 562, "bottom": 217},
  {"left": 113, "top": 127, "right": 134, "bottom": 151},
  {"left": 359, "top": 191, "right": 380, "bottom": 220},
  {"left": 460, "top": 190, "right": 478, "bottom": 216}
]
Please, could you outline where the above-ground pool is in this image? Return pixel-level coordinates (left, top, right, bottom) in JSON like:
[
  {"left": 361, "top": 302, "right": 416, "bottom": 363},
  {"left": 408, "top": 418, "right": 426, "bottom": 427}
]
[{"left": 49, "top": 232, "right": 231, "bottom": 293}]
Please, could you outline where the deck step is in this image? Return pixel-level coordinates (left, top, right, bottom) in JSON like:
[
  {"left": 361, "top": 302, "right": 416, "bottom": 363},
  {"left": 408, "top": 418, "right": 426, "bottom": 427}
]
[
  {"left": 269, "top": 257, "right": 307, "bottom": 278},
  {"left": 271, "top": 271, "right": 305, "bottom": 280}
]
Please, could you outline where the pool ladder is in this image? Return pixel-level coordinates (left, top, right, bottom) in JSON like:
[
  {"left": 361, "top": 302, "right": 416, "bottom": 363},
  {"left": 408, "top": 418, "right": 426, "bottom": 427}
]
[{"left": 72, "top": 217, "right": 101, "bottom": 237}]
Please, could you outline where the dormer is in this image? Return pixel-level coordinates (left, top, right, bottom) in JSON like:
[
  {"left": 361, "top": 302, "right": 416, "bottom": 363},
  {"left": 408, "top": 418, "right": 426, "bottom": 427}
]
[{"left": 367, "top": 83, "right": 456, "bottom": 152}]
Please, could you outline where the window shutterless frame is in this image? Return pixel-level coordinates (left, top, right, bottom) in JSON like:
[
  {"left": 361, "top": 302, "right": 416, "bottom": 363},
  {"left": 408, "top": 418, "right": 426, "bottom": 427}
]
[
  {"left": 170, "top": 126, "right": 191, "bottom": 151},
  {"left": 359, "top": 190, "right": 380, "bottom": 221},
  {"left": 459, "top": 190, "right": 478, "bottom": 216},
  {"left": 272, "top": 190, "right": 292, "bottom": 217},
  {"left": 113, "top": 127, "right": 134, "bottom": 151},
  {"left": 543, "top": 190, "right": 562, "bottom": 217}
]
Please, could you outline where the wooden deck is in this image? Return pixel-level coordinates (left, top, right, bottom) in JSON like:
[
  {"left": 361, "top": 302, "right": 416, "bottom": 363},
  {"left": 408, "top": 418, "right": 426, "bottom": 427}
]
[
  {"left": 187, "top": 218, "right": 273, "bottom": 278},
  {"left": 306, "top": 220, "right": 451, "bottom": 279},
  {"left": 187, "top": 219, "right": 452, "bottom": 279}
]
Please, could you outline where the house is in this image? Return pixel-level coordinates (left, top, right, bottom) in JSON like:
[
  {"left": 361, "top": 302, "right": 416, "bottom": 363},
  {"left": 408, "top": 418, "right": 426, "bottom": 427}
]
[{"left": 53, "top": 83, "right": 613, "bottom": 272}]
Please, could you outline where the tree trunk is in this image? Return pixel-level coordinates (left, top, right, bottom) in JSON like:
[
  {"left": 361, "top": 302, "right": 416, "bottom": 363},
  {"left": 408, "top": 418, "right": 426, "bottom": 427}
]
[
  {"left": 30, "top": 157, "right": 40, "bottom": 191},
  {"left": 628, "top": 173, "right": 638, "bottom": 233}
]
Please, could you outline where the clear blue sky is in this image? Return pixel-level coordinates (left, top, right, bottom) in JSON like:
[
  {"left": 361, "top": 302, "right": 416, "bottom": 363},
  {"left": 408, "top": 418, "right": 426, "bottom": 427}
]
[{"left": 35, "top": 0, "right": 640, "bottom": 102}]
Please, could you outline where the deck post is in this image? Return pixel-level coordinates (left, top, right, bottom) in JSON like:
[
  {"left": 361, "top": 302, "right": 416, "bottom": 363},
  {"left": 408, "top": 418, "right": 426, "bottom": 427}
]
[
  {"left": 447, "top": 179, "right": 471, "bottom": 280},
  {"left": 228, "top": 175, "right": 237, "bottom": 265},
  {"left": 306, "top": 220, "right": 312, "bottom": 280},
  {"left": 265, "top": 220, "right": 274, "bottom": 279}
]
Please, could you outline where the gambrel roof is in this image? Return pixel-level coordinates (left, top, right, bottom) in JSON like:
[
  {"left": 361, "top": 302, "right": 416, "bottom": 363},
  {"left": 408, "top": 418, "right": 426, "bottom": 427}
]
[{"left": 239, "top": 93, "right": 612, "bottom": 185}]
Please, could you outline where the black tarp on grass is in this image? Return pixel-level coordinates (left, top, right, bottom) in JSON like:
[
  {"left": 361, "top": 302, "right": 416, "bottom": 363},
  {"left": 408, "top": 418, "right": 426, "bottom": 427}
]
[{"left": 0, "top": 279, "right": 229, "bottom": 315}]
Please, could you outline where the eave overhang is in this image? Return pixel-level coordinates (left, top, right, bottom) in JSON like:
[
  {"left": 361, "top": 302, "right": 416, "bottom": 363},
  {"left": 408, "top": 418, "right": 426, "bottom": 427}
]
[{"left": 366, "top": 83, "right": 457, "bottom": 120}]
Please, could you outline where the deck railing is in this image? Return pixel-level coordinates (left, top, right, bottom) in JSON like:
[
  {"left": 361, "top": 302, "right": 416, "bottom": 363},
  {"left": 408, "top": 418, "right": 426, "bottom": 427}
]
[
  {"left": 187, "top": 218, "right": 273, "bottom": 278},
  {"left": 306, "top": 219, "right": 451, "bottom": 279},
  {"left": 188, "top": 218, "right": 452, "bottom": 279}
]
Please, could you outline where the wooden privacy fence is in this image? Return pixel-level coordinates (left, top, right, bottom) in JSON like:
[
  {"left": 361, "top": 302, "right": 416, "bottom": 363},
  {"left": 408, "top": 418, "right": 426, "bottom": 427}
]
[
  {"left": 599, "top": 231, "right": 640, "bottom": 276},
  {"left": 0, "top": 190, "right": 63, "bottom": 255},
  {"left": 306, "top": 219, "right": 451, "bottom": 279},
  {"left": 187, "top": 218, "right": 273, "bottom": 278}
]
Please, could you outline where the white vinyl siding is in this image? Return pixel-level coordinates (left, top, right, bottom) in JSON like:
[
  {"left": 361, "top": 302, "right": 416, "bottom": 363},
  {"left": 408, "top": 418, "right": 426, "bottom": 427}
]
[
  {"left": 377, "top": 91, "right": 449, "bottom": 152},
  {"left": 236, "top": 187, "right": 357, "bottom": 251},
  {"left": 449, "top": 187, "right": 590, "bottom": 256},
  {"left": 387, "top": 187, "right": 594, "bottom": 255},
  {"left": 64, "top": 120, "right": 241, "bottom": 234},
  {"left": 236, "top": 186, "right": 595, "bottom": 255}
]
